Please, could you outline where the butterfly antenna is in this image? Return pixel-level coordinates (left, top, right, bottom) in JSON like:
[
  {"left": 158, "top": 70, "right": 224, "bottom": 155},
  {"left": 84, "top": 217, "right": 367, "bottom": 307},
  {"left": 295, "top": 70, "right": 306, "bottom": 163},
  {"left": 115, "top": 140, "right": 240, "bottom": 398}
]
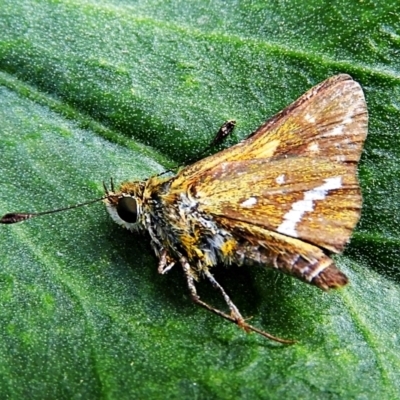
[{"left": 0, "top": 196, "right": 106, "bottom": 224}]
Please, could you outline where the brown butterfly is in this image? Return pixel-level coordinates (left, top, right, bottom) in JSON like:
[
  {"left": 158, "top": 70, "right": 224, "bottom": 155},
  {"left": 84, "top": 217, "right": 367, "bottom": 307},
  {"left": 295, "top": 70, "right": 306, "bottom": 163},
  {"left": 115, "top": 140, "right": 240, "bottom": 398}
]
[{"left": 1, "top": 74, "right": 368, "bottom": 343}]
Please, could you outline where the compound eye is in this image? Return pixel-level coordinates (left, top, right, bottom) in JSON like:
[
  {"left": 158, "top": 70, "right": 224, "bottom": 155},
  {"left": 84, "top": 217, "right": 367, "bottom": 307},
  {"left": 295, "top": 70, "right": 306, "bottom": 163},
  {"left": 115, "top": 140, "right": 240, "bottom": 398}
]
[{"left": 116, "top": 197, "right": 138, "bottom": 223}]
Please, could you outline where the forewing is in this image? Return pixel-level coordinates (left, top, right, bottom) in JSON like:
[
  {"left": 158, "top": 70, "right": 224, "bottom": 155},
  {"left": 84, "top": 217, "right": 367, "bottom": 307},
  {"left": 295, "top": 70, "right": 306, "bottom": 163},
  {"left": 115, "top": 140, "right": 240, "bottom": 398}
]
[
  {"left": 245, "top": 74, "right": 367, "bottom": 163},
  {"left": 193, "top": 157, "right": 361, "bottom": 253},
  {"left": 173, "top": 74, "right": 367, "bottom": 187}
]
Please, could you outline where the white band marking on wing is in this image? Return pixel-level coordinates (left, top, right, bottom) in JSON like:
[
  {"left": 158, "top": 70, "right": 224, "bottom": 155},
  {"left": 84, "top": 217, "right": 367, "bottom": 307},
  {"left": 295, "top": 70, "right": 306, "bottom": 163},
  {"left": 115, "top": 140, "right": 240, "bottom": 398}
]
[{"left": 276, "top": 176, "right": 342, "bottom": 237}]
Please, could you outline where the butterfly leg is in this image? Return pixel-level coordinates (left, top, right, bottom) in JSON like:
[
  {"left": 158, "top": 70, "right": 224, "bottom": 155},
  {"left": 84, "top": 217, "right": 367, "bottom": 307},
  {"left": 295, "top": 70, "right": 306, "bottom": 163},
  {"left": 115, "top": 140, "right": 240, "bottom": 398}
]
[
  {"left": 154, "top": 121, "right": 236, "bottom": 178},
  {"left": 182, "top": 120, "right": 237, "bottom": 166},
  {"left": 180, "top": 256, "right": 234, "bottom": 322},
  {"left": 158, "top": 249, "right": 176, "bottom": 275},
  {"left": 202, "top": 269, "right": 245, "bottom": 324},
  {"left": 179, "top": 256, "right": 294, "bottom": 344}
]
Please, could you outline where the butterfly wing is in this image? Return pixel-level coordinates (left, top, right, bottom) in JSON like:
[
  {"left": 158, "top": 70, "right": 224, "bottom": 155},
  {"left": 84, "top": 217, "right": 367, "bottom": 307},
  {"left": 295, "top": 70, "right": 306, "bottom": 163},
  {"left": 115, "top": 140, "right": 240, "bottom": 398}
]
[
  {"left": 166, "top": 74, "right": 367, "bottom": 289},
  {"left": 192, "top": 157, "right": 360, "bottom": 253},
  {"left": 170, "top": 74, "right": 367, "bottom": 253},
  {"left": 174, "top": 74, "right": 367, "bottom": 186},
  {"left": 243, "top": 74, "right": 367, "bottom": 164}
]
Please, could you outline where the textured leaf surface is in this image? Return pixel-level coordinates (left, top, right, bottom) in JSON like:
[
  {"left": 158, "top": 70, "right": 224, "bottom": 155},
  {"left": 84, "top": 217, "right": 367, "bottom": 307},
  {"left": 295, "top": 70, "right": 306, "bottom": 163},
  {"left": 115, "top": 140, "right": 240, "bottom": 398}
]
[{"left": 0, "top": 1, "right": 399, "bottom": 398}]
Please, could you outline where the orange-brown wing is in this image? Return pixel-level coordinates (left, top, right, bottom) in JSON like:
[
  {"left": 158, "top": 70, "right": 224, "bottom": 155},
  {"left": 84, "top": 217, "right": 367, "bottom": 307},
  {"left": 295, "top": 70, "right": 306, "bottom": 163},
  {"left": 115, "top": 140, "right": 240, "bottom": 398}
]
[
  {"left": 192, "top": 157, "right": 361, "bottom": 253},
  {"left": 173, "top": 74, "right": 367, "bottom": 187}
]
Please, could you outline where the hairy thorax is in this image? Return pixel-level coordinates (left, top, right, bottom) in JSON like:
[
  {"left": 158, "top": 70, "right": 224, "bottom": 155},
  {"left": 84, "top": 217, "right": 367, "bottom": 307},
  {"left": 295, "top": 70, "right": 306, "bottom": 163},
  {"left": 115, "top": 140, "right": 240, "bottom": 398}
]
[{"left": 147, "top": 180, "right": 237, "bottom": 271}]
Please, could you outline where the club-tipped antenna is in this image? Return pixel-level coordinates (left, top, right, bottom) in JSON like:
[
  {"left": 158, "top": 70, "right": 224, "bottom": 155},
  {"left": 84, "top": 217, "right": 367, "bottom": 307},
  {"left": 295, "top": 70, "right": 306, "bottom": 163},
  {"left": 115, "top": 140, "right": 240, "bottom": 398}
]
[{"left": 0, "top": 195, "right": 107, "bottom": 224}]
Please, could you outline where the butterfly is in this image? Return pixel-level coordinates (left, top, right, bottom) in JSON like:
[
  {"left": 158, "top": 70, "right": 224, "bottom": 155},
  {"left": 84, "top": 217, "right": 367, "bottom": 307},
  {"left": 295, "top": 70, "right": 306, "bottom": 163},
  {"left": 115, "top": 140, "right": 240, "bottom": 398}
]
[{"left": 1, "top": 74, "right": 368, "bottom": 343}]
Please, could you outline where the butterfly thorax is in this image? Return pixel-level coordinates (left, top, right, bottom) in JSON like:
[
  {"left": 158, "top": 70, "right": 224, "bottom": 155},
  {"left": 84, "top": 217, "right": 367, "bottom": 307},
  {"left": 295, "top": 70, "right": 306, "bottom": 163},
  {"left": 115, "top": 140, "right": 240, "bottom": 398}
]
[{"left": 148, "top": 176, "right": 239, "bottom": 271}]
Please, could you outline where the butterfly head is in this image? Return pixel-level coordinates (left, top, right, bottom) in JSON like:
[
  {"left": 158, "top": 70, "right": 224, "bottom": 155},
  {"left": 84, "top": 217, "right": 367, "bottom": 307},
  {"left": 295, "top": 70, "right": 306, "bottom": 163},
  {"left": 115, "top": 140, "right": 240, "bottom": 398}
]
[{"left": 104, "top": 180, "right": 145, "bottom": 231}]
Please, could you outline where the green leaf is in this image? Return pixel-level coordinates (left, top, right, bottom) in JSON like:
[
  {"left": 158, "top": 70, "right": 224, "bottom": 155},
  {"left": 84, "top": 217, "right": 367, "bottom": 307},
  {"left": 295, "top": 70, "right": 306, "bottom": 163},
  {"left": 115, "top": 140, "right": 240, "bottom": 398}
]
[{"left": 1, "top": 0, "right": 399, "bottom": 398}]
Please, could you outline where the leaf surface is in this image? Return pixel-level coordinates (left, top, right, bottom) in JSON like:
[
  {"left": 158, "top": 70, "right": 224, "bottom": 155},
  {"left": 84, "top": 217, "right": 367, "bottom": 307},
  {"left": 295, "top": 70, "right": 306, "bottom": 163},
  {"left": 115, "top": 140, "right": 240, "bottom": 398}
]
[{"left": 0, "top": 1, "right": 399, "bottom": 398}]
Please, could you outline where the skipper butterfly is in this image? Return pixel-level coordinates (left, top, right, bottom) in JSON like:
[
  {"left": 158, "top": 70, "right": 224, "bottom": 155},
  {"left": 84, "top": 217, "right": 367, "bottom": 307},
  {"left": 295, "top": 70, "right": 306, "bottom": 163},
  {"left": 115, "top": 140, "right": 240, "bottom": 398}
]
[{"left": 1, "top": 74, "right": 368, "bottom": 343}]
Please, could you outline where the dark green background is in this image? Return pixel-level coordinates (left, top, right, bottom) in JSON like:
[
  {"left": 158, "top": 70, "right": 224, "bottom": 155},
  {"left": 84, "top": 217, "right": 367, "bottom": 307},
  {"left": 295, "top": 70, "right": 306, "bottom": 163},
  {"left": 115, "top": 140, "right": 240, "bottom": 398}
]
[{"left": 0, "top": 1, "right": 399, "bottom": 399}]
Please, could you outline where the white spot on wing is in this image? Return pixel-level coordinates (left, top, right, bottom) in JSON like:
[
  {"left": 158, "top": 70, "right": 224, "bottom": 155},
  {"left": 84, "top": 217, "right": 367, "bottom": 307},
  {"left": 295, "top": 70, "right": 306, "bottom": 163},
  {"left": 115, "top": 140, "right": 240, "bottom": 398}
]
[
  {"left": 277, "top": 177, "right": 342, "bottom": 237},
  {"left": 307, "top": 142, "right": 319, "bottom": 152},
  {"left": 305, "top": 113, "right": 316, "bottom": 123},
  {"left": 336, "top": 155, "right": 346, "bottom": 162},
  {"left": 326, "top": 111, "right": 354, "bottom": 137},
  {"left": 343, "top": 116, "right": 353, "bottom": 125},
  {"left": 276, "top": 174, "right": 285, "bottom": 185},
  {"left": 241, "top": 197, "right": 257, "bottom": 208},
  {"left": 328, "top": 125, "right": 344, "bottom": 137}
]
